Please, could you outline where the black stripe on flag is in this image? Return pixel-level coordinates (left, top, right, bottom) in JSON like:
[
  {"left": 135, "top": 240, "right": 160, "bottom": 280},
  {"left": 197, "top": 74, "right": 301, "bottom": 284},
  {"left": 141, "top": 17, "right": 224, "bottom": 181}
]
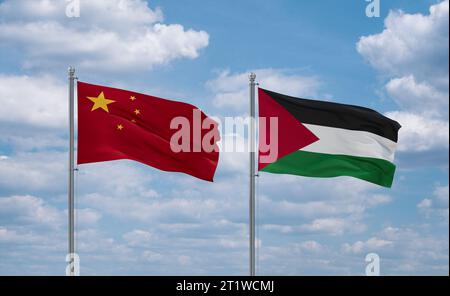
[{"left": 260, "top": 88, "right": 401, "bottom": 142}]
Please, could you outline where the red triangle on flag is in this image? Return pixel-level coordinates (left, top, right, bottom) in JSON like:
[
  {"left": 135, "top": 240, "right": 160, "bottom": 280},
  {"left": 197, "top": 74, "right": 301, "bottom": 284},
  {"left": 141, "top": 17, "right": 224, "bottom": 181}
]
[{"left": 258, "top": 88, "right": 319, "bottom": 170}]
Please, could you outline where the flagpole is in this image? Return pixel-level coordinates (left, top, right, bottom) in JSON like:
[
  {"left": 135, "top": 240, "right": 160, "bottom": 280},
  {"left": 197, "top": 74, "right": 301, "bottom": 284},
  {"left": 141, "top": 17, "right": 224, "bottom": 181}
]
[
  {"left": 68, "top": 67, "right": 76, "bottom": 276},
  {"left": 249, "top": 73, "right": 256, "bottom": 276}
]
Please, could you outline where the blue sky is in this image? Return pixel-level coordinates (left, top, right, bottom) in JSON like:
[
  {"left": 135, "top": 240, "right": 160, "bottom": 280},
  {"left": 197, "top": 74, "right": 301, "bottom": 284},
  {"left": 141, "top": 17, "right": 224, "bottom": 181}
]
[{"left": 0, "top": 0, "right": 448, "bottom": 275}]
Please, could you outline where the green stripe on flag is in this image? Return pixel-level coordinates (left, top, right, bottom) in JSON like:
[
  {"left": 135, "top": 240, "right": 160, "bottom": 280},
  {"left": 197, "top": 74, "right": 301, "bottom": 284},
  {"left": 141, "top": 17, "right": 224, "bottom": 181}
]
[{"left": 261, "top": 150, "right": 396, "bottom": 188}]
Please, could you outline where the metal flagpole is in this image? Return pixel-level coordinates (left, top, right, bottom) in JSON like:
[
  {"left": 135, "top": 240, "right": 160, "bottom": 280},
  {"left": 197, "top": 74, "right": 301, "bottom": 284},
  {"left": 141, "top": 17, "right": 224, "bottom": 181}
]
[
  {"left": 68, "top": 67, "right": 76, "bottom": 276},
  {"left": 249, "top": 73, "right": 256, "bottom": 276}
]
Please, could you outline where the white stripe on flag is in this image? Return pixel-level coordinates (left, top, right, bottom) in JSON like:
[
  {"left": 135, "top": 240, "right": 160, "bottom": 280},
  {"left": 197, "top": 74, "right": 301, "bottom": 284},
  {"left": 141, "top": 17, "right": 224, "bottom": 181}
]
[{"left": 301, "top": 124, "right": 397, "bottom": 162}]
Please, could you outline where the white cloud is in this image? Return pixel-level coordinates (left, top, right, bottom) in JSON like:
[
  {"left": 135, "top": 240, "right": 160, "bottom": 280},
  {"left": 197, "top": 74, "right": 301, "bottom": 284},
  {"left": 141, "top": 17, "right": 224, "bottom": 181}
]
[
  {"left": 259, "top": 175, "right": 392, "bottom": 215},
  {"left": 76, "top": 160, "right": 157, "bottom": 199},
  {"left": 386, "top": 111, "right": 449, "bottom": 152},
  {"left": 0, "top": 195, "right": 63, "bottom": 227},
  {"left": 207, "top": 69, "right": 321, "bottom": 111},
  {"left": 123, "top": 229, "right": 153, "bottom": 247},
  {"left": 0, "top": 152, "right": 66, "bottom": 193},
  {"left": 0, "top": 75, "right": 70, "bottom": 152},
  {"left": 76, "top": 229, "right": 133, "bottom": 260},
  {"left": 75, "top": 163, "right": 248, "bottom": 225},
  {"left": 357, "top": 0, "right": 449, "bottom": 79},
  {"left": 340, "top": 226, "right": 448, "bottom": 274},
  {"left": 357, "top": 0, "right": 449, "bottom": 153},
  {"left": 418, "top": 185, "right": 449, "bottom": 220},
  {"left": 365, "top": 194, "right": 392, "bottom": 207},
  {"left": 0, "top": 0, "right": 209, "bottom": 71},
  {"left": 215, "top": 133, "right": 249, "bottom": 174},
  {"left": 82, "top": 193, "right": 222, "bottom": 223},
  {"left": 249, "top": 175, "right": 397, "bottom": 241},
  {"left": 0, "top": 75, "right": 67, "bottom": 129},
  {"left": 262, "top": 224, "right": 295, "bottom": 234},
  {"left": 76, "top": 208, "right": 102, "bottom": 225},
  {"left": 218, "top": 237, "right": 250, "bottom": 249},
  {"left": 418, "top": 198, "right": 433, "bottom": 210},
  {"left": 0, "top": 195, "right": 100, "bottom": 228},
  {"left": 299, "top": 218, "right": 366, "bottom": 236},
  {"left": 260, "top": 198, "right": 364, "bottom": 220},
  {"left": 263, "top": 218, "right": 366, "bottom": 236},
  {"left": 343, "top": 237, "right": 393, "bottom": 254},
  {"left": 380, "top": 226, "right": 448, "bottom": 273},
  {"left": 142, "top": 250, "right": 163, "bottom": 263},
  {"left": 386, "top": 75, "right": 448, "bottom": 118},
  {"left": 299, "top": 240, "right": 323, "bottom": 252},
  {"left": 434, "top": 185, "right": 449, "bottom": 208},
  {"left": 0, "top": 0, "right": 164, "bottom": 25},
  {"left": 0, "top": 227, "right": 39, "bottom": 243},
  {"left": 0, "top": 132, "right": 67, "bottom": 152}
]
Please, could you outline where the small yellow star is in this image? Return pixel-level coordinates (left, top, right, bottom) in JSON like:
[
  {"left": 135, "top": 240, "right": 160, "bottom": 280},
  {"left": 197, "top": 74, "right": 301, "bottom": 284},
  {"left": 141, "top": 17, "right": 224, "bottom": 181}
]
[
  {"left": 86, "top": 92, "right": 115, "bottom": 113},
  {"left": 117, "top": 124, "right": 124, "bottom": 130},
  {"left": 130, "top": 96, "right": 136, "bottom": 101},
  {"left": 131, "top": 119, "right": 137, "bottom": 123},
  {"left": 134, "top": 109, "right": 141, "bottom": 115}
]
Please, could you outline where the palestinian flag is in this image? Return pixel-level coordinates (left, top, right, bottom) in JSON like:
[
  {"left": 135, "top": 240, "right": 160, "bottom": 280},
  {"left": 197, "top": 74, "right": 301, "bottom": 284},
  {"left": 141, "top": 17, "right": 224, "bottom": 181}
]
[{"left": 258, "top": 88, "right": 401, "bottom": 188}]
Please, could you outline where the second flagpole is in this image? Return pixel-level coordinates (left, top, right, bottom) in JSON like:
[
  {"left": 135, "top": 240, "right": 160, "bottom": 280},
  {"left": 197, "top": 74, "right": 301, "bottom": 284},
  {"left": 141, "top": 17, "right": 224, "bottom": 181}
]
[
  {"left": 249, "top": 73, "right": 256, "bottom": 276},
  {"left": 68, "top": 67, "right": 76, "bottom": 276}
]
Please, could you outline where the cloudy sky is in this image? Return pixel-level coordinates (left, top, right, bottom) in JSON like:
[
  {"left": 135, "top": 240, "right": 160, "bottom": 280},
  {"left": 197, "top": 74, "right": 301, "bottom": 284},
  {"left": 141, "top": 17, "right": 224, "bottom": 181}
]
[{"left": 0, "top": 0, "right": 448, "bottom": 275}]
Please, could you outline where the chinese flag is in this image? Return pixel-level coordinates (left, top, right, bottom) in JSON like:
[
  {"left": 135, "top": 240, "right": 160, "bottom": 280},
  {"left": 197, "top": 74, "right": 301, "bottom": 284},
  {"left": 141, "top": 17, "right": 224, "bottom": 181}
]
[{"left": 77, "top": 81, "right": 220, "bottom": 181}]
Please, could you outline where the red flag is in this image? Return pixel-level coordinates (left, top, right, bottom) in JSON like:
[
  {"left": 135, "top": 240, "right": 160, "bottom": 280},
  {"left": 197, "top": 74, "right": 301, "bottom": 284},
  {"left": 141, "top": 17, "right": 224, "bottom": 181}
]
[{"left": 77, "top": 81, "right": 220, "bottom": 181}]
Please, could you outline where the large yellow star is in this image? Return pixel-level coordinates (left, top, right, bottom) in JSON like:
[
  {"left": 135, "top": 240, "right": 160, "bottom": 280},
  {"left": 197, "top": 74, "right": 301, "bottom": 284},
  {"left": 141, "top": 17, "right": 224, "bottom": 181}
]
[{"left": 86, "top": 92, "right": 115, "bottom": 112}]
